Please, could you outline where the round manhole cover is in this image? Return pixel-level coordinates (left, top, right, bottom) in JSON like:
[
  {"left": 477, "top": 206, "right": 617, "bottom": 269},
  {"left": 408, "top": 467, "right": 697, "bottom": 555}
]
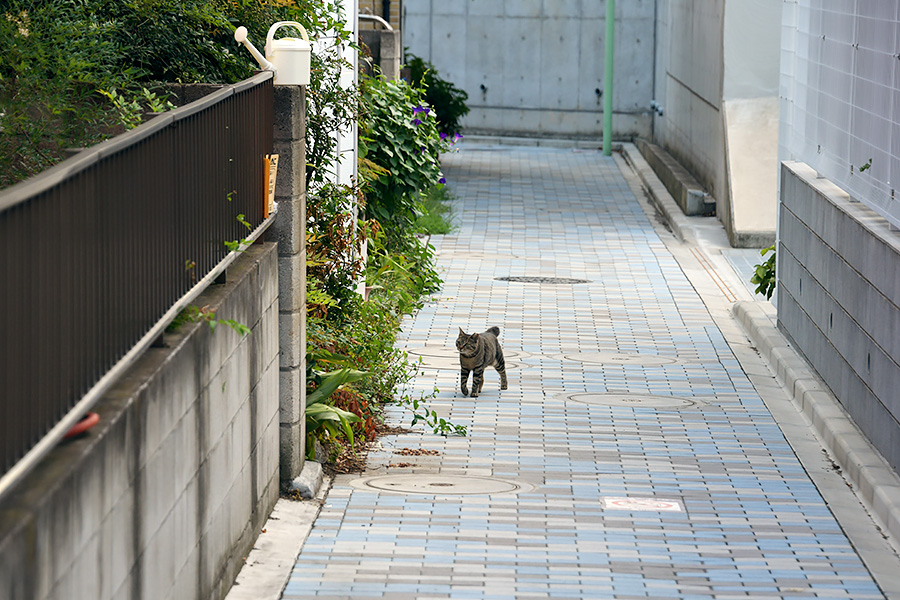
[
  {"left": 564, "top": 393, "right": 697, "bottom": 409},
  {"left": 557, "top": 352, "right": 679, "bottom": 366},
  {"left": 495, "top": 276, "right": 591, "bottom": 284},
  {"left": 351, "top": 474, "right": 531, "bottom": 495}
]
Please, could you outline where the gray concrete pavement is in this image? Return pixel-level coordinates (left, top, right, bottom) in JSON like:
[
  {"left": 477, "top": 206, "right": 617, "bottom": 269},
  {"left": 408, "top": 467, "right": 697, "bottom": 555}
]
[{"left": 230, "top": 142, "right": 900, "bottom": 600}]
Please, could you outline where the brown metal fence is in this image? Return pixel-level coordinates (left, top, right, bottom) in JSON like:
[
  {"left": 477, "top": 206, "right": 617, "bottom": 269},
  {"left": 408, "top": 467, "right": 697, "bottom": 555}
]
[{"left": 0, "top": 71, "right": 274, "bottom": 482}]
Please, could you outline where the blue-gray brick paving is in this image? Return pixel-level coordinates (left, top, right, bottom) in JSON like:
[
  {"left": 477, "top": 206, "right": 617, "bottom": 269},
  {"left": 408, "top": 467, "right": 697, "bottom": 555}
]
[{"left": 283, "top": 147, "right": 884, "bottom": 599}]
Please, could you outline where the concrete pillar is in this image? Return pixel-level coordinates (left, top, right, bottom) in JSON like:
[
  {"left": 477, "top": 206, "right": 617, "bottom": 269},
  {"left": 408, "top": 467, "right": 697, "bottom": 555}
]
[
  {"left": 267, "top": 86, "right": 307, "bottom": 483},
  {"left": 359, "top": 29, "right": 401, "bottom": 81}
]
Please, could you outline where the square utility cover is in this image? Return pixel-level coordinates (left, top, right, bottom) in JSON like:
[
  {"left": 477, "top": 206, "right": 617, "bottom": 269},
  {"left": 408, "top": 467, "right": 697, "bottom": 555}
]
[{"left": 602, "top": 497, "right": 684, "bottom": 512}]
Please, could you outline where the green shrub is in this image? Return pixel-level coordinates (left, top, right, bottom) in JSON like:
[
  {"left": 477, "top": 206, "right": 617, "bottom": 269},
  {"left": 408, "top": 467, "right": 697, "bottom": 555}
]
[
  {"left": 360, "top": 75, "right": 449, "bottom": 233},
  {"left": 404, "top": 53, "right": 469, "bottom": 136},
  {"left": 0, "top": 0, "right": 334, "bottom": 187}
]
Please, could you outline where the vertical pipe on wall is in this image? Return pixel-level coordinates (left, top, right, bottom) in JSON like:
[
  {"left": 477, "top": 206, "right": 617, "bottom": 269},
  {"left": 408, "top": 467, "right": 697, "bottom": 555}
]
[{"left": 603, "top": 0, "right": 615, "bottom": 156}]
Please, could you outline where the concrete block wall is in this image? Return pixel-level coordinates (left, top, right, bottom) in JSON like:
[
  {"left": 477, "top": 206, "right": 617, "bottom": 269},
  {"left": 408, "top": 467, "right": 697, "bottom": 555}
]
[
  {"left": 0, "top": 243, "right": 280, "bottom": 600},
  {"left": 778, "top": 161, "right": 900, "bottom": 473},
  {"left": 265, "top": 86, "right": 307, "bottom": 482}
]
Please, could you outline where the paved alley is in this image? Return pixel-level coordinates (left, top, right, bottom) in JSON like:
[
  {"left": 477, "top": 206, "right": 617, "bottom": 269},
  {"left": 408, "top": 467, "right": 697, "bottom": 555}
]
[{"left": 281, "top": 145, "right": 896, "bottom": 599}]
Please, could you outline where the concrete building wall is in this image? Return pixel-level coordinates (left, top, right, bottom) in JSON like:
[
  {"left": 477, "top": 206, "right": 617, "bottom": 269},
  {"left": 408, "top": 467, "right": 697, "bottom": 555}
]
[
  {"left": 652, "top": 0, "right": 726, "bottom": 220},
  {"left": 651, "top": 0, "right": 780, "bottom": 247},
  {"left": 721, "top": 0, "right": 781, "bottom": 248},
  {"left": 0, "top": 244, "right": 281, "bottom": 600},
  {"left": 402, "top": 0, "right": 654, "bottom": 139},
  {"left": 778, "top": 162, "right": 900, "bottom": 473}
]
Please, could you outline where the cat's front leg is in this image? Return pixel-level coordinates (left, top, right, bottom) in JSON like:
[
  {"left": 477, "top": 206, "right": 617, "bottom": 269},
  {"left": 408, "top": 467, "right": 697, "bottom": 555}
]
[{"left": 460, "top": 368, "right": 470, "bottom": 396}]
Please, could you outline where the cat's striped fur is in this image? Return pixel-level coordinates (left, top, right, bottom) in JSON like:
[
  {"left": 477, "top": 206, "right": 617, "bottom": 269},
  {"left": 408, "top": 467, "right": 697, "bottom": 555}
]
[{"left": 456, "top": 326, "right": 508, "bottom": 397}]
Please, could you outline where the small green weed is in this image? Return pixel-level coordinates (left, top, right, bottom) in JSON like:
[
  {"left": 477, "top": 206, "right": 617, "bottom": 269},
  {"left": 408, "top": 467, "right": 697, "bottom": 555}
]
[
  {"left": 750, "top": 245, "right": 777, "bottom": 300},
  {"left": 169, "top": 304, "right": 251, "bottom": 336},
  {"left": 414, "top": 185, "right": 456, "bottom": 235},
  {"left": 401, "top": 386, "right": 467, "bottom": 437},
  {"left": 224, "top": 213, "right": 254, "bottom": 252}
]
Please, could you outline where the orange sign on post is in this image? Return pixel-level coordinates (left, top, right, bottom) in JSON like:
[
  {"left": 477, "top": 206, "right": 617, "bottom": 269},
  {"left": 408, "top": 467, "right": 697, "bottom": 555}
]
[{"left": 263, "top": 154, "right": 279, "bottom": 218}]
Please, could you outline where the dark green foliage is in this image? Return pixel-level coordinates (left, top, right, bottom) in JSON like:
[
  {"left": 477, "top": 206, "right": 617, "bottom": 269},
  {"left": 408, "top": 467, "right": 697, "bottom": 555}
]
[
  {"left": 404, "top": 53, "right": 469, "bottom": 136},
  {"left": 0, "top": 0, "right": 326, "bottom": 187}
]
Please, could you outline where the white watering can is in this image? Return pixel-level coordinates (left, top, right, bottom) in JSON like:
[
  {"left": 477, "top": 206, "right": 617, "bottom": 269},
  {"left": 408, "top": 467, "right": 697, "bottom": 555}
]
[{"left": 234, "top": 21, "right": 311, "bottom": 86}]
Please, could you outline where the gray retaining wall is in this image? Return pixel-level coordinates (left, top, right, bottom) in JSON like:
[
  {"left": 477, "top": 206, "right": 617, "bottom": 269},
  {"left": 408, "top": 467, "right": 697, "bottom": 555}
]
[
  {"left": 0, "top": 243, "right": 280, "bottom": 600},
  {"left": 778, "top": 161, "right": 900, "bottom": 473}
]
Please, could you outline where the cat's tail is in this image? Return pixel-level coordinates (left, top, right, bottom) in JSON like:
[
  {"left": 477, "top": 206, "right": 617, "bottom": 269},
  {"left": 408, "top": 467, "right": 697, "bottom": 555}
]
[{"left": 487, "top": 326, "right": 500, "bottom": 337}]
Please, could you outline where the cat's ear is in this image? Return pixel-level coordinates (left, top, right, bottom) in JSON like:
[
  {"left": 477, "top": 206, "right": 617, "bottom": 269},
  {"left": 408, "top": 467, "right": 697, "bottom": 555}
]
[
  {"left": 458, "top": 327, "right": 465, "bottom": 335},
  {"left": 471, "top": 333, "right": 479, "bottom": 341}
]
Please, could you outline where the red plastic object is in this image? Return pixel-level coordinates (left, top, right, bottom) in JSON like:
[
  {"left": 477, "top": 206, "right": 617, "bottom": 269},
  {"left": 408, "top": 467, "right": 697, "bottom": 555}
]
[{"left": 64, "top": 412, "right": 100, "bottom": 439}]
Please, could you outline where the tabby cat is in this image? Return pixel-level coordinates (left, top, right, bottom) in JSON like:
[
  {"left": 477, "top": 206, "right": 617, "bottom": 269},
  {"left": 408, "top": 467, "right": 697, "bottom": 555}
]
[{"left": 455, "top": 326, "right": 508, "bottom": 397}]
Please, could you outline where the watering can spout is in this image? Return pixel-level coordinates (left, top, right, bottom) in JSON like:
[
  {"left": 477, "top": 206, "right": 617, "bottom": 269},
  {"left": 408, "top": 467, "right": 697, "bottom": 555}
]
[{"left": 234, "top": 26, "right": 275, "bottom": 72}]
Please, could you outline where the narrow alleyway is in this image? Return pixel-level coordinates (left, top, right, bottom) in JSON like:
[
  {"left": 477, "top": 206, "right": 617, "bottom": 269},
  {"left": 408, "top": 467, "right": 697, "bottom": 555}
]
[{"left": 282, "top": 145, "right": 896, "bottom": 599}]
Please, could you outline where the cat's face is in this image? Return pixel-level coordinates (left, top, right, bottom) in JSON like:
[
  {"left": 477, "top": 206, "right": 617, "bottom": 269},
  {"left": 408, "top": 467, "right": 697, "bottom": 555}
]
[{"left": 456, "top": 328, "right": 479, "bottom": 356}]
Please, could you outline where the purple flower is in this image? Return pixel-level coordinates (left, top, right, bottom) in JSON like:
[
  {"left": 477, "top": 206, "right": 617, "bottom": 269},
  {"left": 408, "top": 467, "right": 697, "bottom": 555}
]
[
  {"left": 413, "top": 104, "right": 430, "bottom": 115},
  {"left": 439, "top": 177, "right": 446, "bottom": 184},
  {"left": 419, "top": 146, "right": 427, "bottom": 154},
  {"left": 440, "top": 132, "right": 448, "bottom": 140},
  {"left": 412, "top": 118, "right": 422, "bottom": 126},
  {"left": 453, "top": 132, "right": 462, "bottom": 142}
]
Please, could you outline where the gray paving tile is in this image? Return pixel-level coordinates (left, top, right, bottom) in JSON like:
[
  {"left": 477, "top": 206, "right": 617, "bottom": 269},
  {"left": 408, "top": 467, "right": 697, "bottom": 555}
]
[{"left": 282, "top": 146, "right": 887, "bottom": 600}]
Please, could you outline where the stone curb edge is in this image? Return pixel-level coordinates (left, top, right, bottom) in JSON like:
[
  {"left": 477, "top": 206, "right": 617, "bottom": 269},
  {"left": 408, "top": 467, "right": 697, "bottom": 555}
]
[
  {"left": 620, "top": 142, "right": 698, "bottom": 246},
  {"left": 733, "top": 300, "right": 900, "bottom": 546}
]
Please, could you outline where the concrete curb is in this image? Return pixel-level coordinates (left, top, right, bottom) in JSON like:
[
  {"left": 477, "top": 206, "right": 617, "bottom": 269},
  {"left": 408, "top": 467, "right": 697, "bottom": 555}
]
[
  {"left": 289, "top": 460, "right": 324, "bottom": 499},
  {"left": 459, "top": 134, "right": 611, "bottom": 150},
  {"left": 732, "top": 302, "right": 900, "bottom": 543},
  {"left": 620, "top": 143, "right": 698, "bottom": 246}
]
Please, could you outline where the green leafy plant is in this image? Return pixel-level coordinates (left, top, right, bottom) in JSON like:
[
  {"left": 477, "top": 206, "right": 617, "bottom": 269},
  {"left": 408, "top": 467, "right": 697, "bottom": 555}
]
[
  {"left": 751, "top": 245, "right": 777, "bottom": 300},
  {"left": 0, "top": 0, "right": 337, "bottom": 188},
  {"left": 305, "top": 367, "right": 368, "bottom": 460},
  {"left": 404, "top": 53, "right": 469, "bottom": 136},
  {"left": 305, "top": 183, "right": 366, "bottom": 320}
]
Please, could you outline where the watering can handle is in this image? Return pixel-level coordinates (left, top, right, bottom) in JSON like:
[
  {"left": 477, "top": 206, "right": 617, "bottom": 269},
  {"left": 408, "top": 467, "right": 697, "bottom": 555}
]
[{"left": 266, "top": 21, "right": 310, "bottom": 55}]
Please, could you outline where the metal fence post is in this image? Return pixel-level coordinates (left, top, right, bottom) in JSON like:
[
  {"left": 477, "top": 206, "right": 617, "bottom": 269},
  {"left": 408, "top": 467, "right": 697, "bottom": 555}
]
[{"left": 268, "top": 85, "right": 307, "bottom": 483}]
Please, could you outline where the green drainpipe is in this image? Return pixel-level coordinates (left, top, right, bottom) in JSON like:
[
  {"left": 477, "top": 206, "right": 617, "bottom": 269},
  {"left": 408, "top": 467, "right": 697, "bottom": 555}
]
[{"left": 603, "top": 0, "right": 615, "bottom": 156}]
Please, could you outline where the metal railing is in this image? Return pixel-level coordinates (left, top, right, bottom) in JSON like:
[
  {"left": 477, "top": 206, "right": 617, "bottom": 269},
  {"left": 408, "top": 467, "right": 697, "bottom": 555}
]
[{"left": 0, "top": 71, "right": 274, "bottom": 495}]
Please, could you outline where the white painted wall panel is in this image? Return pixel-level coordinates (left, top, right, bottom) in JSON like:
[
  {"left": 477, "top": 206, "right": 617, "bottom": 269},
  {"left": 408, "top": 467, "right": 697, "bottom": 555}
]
[{"left": 781, "top": 0, "right": 900, "bottom": 227}]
